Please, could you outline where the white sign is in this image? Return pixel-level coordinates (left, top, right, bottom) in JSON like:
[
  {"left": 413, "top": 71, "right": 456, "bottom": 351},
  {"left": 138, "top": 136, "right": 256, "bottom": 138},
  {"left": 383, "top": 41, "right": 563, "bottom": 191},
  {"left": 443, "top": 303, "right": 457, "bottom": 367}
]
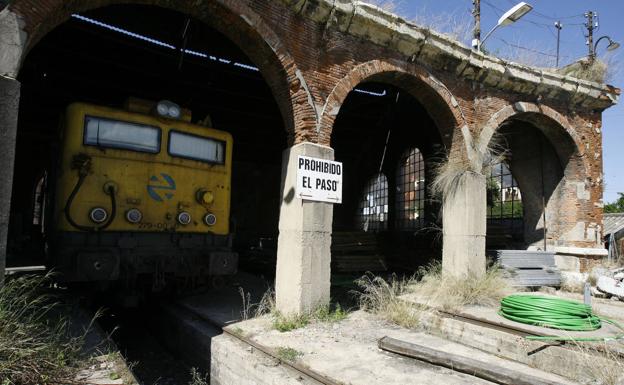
[{"left": 296, "top": 155, "right": 342, "bottom": 203}]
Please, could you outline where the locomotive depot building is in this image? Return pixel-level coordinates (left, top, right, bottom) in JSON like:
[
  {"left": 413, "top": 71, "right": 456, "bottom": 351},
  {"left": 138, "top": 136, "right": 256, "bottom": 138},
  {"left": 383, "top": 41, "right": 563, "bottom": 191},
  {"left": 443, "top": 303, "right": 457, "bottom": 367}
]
[{"left": 0, "top": 0, "right": 620, "bottom": 318}]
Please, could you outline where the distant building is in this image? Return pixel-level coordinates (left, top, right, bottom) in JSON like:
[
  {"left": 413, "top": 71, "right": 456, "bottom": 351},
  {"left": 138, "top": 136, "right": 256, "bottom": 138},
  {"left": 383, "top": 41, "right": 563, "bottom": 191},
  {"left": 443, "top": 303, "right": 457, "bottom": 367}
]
[{"left": 604, "top": 213, "right": 624, "bottom": 261}]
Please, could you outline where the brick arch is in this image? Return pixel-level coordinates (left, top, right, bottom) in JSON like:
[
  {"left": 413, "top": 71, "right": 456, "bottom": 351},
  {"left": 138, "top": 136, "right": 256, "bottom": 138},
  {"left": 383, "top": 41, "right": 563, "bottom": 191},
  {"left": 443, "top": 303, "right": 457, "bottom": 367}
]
[
  {"left": 318, "top": 59, "right": 466, "bottom": 156},
  {"left": 478, "top": 102, "right": 594, "bottom": 249},
  {"left": 2, "top": 0, "right": 311, "bottom": 143},
  {"left": 477, "top": 102, "right": 588, "bottom": 175}
]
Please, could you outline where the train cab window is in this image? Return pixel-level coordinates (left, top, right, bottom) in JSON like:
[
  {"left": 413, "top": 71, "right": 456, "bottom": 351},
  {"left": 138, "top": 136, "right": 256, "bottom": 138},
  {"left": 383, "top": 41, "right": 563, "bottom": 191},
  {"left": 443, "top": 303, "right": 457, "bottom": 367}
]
[
  {"left": 168, "top": 131, "right": 225, "bottom": 164},
  {"left": 84, "top": 116, "right": 160, "bottom": 153}
]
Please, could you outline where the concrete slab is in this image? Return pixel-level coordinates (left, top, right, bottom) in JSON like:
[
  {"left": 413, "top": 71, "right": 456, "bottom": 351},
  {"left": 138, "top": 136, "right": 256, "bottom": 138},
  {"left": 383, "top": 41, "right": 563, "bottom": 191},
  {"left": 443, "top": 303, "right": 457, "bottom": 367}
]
[{"left": 216, "top": 311, "right": 574, "bottom": 385}]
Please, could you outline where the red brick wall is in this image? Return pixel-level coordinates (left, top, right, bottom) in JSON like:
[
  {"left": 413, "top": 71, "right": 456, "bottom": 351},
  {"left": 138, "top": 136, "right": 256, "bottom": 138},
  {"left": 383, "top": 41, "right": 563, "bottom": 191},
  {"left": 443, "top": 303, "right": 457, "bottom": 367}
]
[{"left": 6, "top": 0, "right": 606, "bottom": 248}]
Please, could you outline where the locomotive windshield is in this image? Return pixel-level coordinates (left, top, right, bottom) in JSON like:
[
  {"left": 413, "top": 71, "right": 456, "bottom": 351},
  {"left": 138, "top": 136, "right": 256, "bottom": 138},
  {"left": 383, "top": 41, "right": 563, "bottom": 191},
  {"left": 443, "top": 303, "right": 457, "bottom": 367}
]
[
  {"left": 84, "top": 116, "right": 160, "bottom": 153},
  {"left": 168, "top": 130, "right": 225, "bottom": 164}
]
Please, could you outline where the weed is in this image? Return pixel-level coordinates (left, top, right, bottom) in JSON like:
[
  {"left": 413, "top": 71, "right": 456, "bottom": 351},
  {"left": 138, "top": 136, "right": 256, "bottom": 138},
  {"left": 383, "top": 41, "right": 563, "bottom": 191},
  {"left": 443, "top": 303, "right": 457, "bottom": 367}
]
[
  {"left": 273, "top": 312, "right": 310, "bottom": 332},
  {"left": 0, "top": 273, "right": 87, "bottom": 384},
  {"left": 188, "top": 367, "right": 209, "bottom": 385},
  {"left": 413, "top": 262, "right": 510, "bottom": 311},
  {"left": 240, "top": 287, "right": 349, "bottom": 332},
  {"left": 239, "top": 287, "right": 253, "bottom": 320},
  {"left": 254, "top": 287, "right": 277, "bottom": 318},
  {"left": 354, "top": 273, "right": 421, "bottom": 328},
  {"left": 276, "top": 347, "right": 303, "bottom": 362},
  {"left": 314, "top": 304, "right": 348, "bottom": 323}
]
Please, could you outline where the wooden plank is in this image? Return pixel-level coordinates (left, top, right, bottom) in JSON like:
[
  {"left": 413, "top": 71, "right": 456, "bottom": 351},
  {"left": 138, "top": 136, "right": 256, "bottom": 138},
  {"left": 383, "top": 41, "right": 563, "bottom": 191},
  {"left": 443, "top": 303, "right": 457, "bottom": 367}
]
[{"left": 378, "top": 336, "right": 568, "bottom": 385}]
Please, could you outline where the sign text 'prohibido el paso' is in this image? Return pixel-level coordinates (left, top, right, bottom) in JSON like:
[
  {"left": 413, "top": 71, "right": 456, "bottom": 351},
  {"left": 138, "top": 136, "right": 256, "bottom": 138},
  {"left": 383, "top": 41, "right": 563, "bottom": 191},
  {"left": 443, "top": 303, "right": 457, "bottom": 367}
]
[{"left": 296, "top": 155, "right": 342, "bottom": 204}]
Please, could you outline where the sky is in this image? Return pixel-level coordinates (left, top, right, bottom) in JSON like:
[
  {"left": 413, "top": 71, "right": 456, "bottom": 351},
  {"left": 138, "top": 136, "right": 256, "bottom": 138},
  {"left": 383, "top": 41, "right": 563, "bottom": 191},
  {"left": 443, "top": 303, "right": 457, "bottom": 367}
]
[{"left": 370, "top": 0, "right": 623, "bottom": 203}]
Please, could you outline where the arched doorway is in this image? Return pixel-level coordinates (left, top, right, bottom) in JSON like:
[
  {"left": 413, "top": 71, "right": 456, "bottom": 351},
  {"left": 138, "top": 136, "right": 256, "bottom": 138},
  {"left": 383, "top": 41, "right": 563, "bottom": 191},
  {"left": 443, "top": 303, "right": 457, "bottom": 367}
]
[
  {"left": 6, "top": 4, "right": 291, "bottom": 284},
  {"left": 331, "top": 81, "right": 447, "bottom": 273},
  {"left": 484, "top": 110, "right": 583, "bottom": 251}
]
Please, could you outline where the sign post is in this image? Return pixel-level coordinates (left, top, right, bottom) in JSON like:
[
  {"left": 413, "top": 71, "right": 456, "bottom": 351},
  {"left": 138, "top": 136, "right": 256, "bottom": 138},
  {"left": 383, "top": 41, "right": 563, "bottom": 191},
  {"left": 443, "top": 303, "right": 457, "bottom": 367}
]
[{"left": 295, "top": 155, "right": 342, "bottom": 204}]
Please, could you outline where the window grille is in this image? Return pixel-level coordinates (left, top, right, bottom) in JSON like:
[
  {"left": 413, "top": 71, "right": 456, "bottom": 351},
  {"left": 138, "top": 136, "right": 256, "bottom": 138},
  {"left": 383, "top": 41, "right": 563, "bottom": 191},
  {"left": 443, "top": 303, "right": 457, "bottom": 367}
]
[
  {"left": 358, "top": 173, "right": 388, "bottom": 232},
  {"left": 487, "top": 162, "right": 523, "bottom": 219},
  {"left": 396, "top": 148, "right": 425, "bottom": 230}
]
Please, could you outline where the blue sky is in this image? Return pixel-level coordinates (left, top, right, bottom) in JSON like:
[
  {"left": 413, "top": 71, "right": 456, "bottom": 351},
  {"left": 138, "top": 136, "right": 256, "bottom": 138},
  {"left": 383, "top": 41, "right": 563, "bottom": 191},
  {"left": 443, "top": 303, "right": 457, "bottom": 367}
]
[{"left": 373, "top": 0, "right": 623, "bottom": 203}]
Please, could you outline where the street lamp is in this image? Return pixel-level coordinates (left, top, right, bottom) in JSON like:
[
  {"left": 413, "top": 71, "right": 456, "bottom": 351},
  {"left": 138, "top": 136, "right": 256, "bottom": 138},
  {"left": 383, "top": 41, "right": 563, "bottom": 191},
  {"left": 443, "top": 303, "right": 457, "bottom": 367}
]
[
  {"left": 476, "top": 2, "right": 533, "bottom": 52},
  {"left": 592, "top": 35, "right": 620, "bottom": 60}
]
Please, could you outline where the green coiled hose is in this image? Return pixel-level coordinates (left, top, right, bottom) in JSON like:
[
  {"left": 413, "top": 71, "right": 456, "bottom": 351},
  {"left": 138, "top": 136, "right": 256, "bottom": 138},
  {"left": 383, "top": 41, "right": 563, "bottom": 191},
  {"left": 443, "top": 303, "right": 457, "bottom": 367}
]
[{"left": 499, "top": 294, "right": 624, "bottom": 341}]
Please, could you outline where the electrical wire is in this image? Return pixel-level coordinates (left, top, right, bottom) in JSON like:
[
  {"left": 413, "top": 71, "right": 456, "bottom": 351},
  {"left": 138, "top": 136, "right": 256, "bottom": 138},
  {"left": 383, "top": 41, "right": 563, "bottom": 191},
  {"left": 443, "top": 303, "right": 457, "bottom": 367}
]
[{"left": 499, "top": 294, "right": 624, "bottom": 342}]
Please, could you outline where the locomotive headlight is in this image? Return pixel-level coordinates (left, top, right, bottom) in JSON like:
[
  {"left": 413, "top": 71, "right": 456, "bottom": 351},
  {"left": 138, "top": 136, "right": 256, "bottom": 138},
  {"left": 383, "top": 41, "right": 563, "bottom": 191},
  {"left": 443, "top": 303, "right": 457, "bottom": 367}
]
[
  {"left": 204, "top": 213, "right": 217, "bottom": 226},
  {"left": 167, "top": 104, "right": 181, "bottom": 119},
  {"left": 177, "top": 211, "right": 192, "bottom": 225},
  {"left": 156, "top": 100, "right": 181, "bottom": 119},
  {"left": 125, "top": 208, "right": 143, "bottom": 223},
  {"left": 89, "top": 207, "right": 108, "bottom": 223},
  {"left": 196, "top": 189, "right": 214, "bottom": 205}
]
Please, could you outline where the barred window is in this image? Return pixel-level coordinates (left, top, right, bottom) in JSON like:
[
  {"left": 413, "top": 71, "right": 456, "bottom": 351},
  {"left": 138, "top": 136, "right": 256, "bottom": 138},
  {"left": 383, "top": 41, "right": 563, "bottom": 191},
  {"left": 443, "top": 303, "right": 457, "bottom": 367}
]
[
  {"left": 396, "top": 148, "right": 425, "bottom": 230},
  {"left": 358, "top": 174, "right": 388, "bottom": 232},
  {"left": 487, "top": 162, "right": 523, "bottom": 219}
]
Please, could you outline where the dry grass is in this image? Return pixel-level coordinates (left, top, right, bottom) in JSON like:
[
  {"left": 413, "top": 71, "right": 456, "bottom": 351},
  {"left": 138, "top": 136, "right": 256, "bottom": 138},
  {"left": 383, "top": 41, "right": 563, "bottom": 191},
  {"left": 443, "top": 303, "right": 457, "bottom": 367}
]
[
  {"left": 568, "top": 341, "right": 624, "bottom": 385},
  {"left": 559, "top": 274, "right": 588, "bottom": 295},
  {"left": 354, "top": 273, "right": 421, "bottom": 328},
  {"left": 188, "top": 367, "right": 209, "bottom": 385},
  {"left": 360, "top": 1, "right": 472, "bottom": 45},
  {"left": 354, "top": 263, "right": 510, "bottom": 327},
  {"left": 0, "top": 273, "right": 87, "bottom": 384},
  {"left": 411, "top": 262, "right": 512, "bottom": 311},
  {"left": 431, "top": 131, "right": 507, "bottom": 206}
]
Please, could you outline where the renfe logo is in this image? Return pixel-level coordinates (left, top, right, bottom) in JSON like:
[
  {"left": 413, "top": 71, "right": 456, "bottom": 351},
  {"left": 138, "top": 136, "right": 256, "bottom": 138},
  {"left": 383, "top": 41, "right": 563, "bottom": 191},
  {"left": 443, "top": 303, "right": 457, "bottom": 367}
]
[
  {"left": 147, "top": 173, "right": 176, "bottom": 202},
  {"left": 296, "top": 155, "right": 342, "bottom": 204}
]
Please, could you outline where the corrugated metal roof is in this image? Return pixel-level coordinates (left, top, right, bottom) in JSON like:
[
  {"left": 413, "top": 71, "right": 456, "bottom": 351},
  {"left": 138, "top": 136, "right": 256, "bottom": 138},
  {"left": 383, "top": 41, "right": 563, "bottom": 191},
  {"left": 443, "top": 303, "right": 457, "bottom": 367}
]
[{"left": 604, "top": 213, "right": 624, "bottom": 236}]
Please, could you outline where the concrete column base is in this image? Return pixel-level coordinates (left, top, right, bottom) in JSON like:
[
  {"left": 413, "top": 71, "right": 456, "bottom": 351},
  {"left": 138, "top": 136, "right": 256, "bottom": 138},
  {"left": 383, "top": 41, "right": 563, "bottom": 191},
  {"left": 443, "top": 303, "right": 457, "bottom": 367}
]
[
  {"left": 442, "top": 171, "right": 486, "bottom": 278},
  {"left": 275, "top": 142, "right": 334, "bottom": 315},
  {"left": 0, "top": 75, "right": 20, "bottom": 285}
]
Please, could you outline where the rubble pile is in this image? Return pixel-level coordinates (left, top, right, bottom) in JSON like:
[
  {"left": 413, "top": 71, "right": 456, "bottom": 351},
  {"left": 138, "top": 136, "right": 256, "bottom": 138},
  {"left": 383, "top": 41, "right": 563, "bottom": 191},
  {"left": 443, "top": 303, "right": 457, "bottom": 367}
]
[{"left": 595, "top": 267, "right": 624, "bottom": 300}]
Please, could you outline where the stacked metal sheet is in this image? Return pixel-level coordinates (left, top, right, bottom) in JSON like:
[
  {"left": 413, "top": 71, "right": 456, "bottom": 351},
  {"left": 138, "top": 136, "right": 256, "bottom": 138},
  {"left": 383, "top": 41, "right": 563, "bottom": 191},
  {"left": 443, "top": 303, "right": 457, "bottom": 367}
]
[{"left": 497, "top": 250, "right": 561, "bottom": 287}]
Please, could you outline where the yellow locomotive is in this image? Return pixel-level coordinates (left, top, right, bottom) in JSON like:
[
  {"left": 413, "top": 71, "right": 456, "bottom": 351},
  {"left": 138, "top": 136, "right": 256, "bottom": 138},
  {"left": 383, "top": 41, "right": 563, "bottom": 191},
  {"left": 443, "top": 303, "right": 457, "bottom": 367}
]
[{"left": 52, "top": 98, "right": 237, "bottom": 287}]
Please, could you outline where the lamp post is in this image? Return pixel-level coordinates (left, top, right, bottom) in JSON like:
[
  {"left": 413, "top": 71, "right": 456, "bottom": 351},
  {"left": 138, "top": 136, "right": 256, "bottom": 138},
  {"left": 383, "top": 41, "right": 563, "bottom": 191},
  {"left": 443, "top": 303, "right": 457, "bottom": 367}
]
[
  {"left": 477, "top": 2, "right": 533, "bottom": 52},
  {"left": 591, "top": 35, "right": 620, "bottom": 61}
]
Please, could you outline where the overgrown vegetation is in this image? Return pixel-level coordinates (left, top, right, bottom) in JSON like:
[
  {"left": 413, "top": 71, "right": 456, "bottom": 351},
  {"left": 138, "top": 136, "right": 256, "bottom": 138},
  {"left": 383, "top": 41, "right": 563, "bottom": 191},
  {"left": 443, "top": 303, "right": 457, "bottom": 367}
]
[
  {"left": 276, "top": 347, "right": 303, "bottom": 363},
  {"left": 0, "top": 273, "right": 86, "bottom": 384},
  {"left": 239, "top": 286, "right": 349, "bottom": 332},
  {"left": 272, "top": 304, "right": 349, "bottom": 332},
  {"left": 411, "top": 262, "right": 511, "bottom": 311},
  {"left": 355, "top": 273, "right": 421, "bottom": 328},
  {"left": 354, "top": 263, "right": 510, "bottom": 327}
]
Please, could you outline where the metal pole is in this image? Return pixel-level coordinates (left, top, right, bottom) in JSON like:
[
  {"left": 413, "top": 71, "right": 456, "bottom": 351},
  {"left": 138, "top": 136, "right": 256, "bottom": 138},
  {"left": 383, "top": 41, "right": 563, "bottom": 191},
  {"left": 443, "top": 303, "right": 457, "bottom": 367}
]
[
  {"left": 472, "top": 0, "right": 481, "bottom": 50},
  {"left": 554, "top": 21, "right": 562, "bottom": 67},
  {"left": 585, "top": 11, "right": 596, "bottom": 61}
]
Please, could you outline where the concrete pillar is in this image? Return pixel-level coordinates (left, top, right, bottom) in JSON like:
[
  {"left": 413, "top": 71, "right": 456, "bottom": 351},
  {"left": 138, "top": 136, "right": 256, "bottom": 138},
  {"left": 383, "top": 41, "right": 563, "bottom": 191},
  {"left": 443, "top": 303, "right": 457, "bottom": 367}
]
[
  {"left": 0, "top": 75, "right": 20, "bottom": 285},
  {"left": 442, "top": 171, "right": 486, "bottom": 278},
  {"left": 275, "top": 142, "right": 333, "bottom": 315}
]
